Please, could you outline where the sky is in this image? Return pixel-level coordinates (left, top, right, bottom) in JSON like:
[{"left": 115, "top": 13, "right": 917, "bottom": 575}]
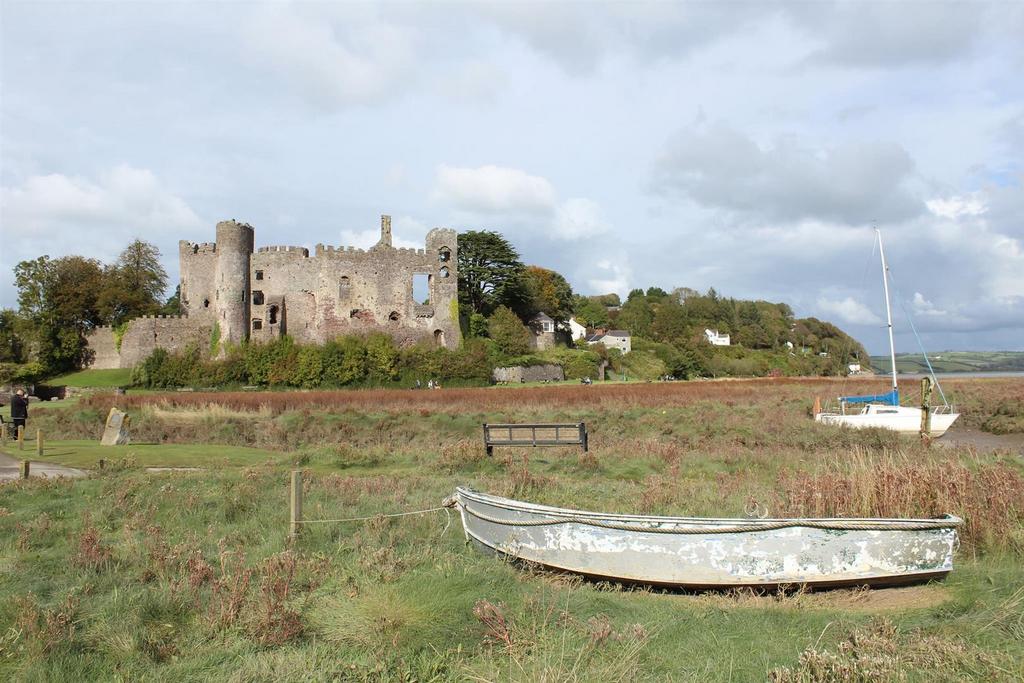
[{"left": 1, "top": 1, "right": 1022, "bottom": 355}]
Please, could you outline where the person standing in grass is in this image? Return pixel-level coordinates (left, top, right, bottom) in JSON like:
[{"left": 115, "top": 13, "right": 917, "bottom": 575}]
[{"left": 10, "top": 388, "right": 28, "bottom": 435}]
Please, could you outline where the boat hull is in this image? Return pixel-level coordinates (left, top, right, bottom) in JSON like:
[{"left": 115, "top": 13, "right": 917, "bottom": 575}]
[
  {"left": 452, "top": 488, "right": 960, "bottom": 589},
  {"left": 816, "top": 409, "right": 959, "bottom": 437}
]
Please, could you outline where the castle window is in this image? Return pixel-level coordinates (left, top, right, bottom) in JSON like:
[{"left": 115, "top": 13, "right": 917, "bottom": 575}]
[
  {"left": 252, "top": 319, "right": 263, "bottom": 331},
  {"left": 255, "top": 270, "right": 264, "bottom": 280},
  {"left": 439, "top": 266, "right": 450, "bottom": 278},
  {"left": 439, "top": 247, "right": 451, "bottom": 262},
  {"left": 339, "top": 276, "right": 350, "bottom": 300},
  {"left": 269, "top": 305, "right": 279, "bottom": 325},
  {"left": 389, "top": 311, "right": 400, "bottom": 321},
  {"left": 434, "top": 329, "right": 445, "bottom": 347},
  {"left": 412, "top": 273, "right": 430, "bottom": 305},
  {"left": 193, "top": 245, "right": 199, "bottom": 254},
  {"left": 252, "top": 291, "right": 264, "bottom": 306},
  {"left": 203, "top": 298, "right": 210, "bottom": 308}
]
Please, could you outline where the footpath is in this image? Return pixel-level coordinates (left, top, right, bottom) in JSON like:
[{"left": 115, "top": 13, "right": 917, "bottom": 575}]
[{"left": 0, "top": 448, "right": 87, "bottom": 481}]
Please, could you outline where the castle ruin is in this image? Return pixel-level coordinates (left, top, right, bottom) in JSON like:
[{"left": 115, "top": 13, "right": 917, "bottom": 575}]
[{"left": 86, "top": 215, "right": 461, "bottom": 369}]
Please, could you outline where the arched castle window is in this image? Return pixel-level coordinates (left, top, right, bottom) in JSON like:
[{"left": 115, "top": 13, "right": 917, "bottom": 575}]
[
  {"left": 253, "top": 291, "right": 264, "bottom": 306},
  {"left": 389, "top": 311, "right": 400, "bottom": 321},
  {"left": 439, "top": 266, "right": 450, "bottom": 278},
  {"left": 434, "top": 329, "right": 445, "bottom": 347},
  {"left": 439, "top": 247, "right": 451, "bottom": 262},
  {"left": 269, "top": 305, "right": 279, "bottom": 325}
]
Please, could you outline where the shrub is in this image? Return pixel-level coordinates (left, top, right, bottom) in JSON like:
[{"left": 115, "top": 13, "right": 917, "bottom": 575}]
[
  {"left": 488, "top": 306, "right": 531, "bottom": 357},
  {"left": 322, "top": 337, "right": 367, "bottom": 386}
]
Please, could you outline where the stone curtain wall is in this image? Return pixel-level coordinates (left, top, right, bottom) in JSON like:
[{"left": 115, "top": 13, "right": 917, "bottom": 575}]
[{"left": 84, "top": 328, "right": 121, "bottom": 370}]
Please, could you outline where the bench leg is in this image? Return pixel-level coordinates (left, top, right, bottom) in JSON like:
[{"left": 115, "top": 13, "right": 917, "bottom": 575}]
[{"left": 486, "top": 444, "right": 493, "bottom": 457}]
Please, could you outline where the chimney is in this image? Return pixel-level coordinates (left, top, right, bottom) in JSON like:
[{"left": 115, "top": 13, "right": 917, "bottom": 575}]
[{"left": 380, "top": 214, "right": 392, "bottom": 247}]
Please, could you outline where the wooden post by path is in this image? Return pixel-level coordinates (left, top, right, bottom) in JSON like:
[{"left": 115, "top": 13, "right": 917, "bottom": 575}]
[
  {"left": 17, "top": 426, "right": 24, "bottom": 451},
  {"left": 920, "top": 377, "right": 933, "bottom": 444},
  {"left": 289, "top": 470, "right": 303, "bottom": 538},
  {"left": 20, "top": 460, "right": 30, "bottom": 479},
  {"left": 36, "top": 429, "right": 43, "bottom": 457},
  {"left": 813, "top": 396, "right": 822, "bottom": 416}
]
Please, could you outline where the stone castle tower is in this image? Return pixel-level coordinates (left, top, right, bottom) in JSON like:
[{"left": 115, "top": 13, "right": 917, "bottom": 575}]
[{"left": 87, "top": 215, "right": 462, "bottom": 369}]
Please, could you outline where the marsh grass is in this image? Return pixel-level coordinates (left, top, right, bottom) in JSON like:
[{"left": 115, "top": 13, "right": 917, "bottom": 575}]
[{"left": 2, "top": 377, "right": 1023, "bottom": 680}]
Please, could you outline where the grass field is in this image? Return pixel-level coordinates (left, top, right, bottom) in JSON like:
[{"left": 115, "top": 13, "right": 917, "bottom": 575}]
[
  {"left": 1, "top": 377, "right": 1022, "bottom": 680},
  {"left": 44, "top": 368, "right": 134, "bottom": 388}
]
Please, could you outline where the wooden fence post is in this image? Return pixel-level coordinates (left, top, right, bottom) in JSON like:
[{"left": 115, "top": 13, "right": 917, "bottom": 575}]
[
  {"left": 36, "top": 429, "right": 43, "bottom": 457},
  {"left": 289, "top": 470, "right": 303, "bottom": 538},
  {"left": 920, "top": 377, "right": 933, "bottom": 443},
  {"left": 17, "top": 426, "right": 24, "bottom": 451},
  {"left": 813, "top": 396, "right": 822, "bottom": 416},
  {"left": 20, "top": 460, "right": 30, "bottom": 479}
]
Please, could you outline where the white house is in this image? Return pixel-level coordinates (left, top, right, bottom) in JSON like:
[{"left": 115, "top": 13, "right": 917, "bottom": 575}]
[
  {"left": 586, "top": 329, "right": 631, "bottom": 354},
  {"left": 848, "top": 363, "right": 862, "bottom": 374},
  {"left": 566, "top": 317, "right": 587, "bottom": 342},
  {"left": 704, "top": 329, "right": 730, "bottom": 346}
]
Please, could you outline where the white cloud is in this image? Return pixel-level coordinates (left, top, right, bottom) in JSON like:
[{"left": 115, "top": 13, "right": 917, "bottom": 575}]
[
  {"left": 554, "top": 198, "right": 610, "bottom": 240},
  {"left": 433, "top": 164, "right": 556, "bottom": 214},
  {"left": 654, "top": 122, "right": 923, "bottom": 224},
  {"left": 926, "top": 195, "right": 987, "bottom": 219},
  {"left": 587, "top": 258, "right": 632, "bottom": 297},
  {"left": 911, "top": 292, "right": 948, "bottom": 317},
  {"left": 816, "top": 296, "right": 883, "bottom": 325},
  {"left": 240, "top": 5, "right": 417, "bottom": 109},
  {"left": 1, "top": 164, "right": 202, "bottom": 238},
  {"left": 338, "top": 228, "right": 421, "bottom": 251}
]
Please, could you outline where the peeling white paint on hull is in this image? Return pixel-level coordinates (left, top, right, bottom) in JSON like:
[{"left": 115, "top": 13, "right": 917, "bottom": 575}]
[{"left": 450, "top": 488, "right": 962, "bottom": 589}]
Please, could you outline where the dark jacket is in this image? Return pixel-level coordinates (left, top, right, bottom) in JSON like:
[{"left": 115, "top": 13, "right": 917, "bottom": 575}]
[{"left": 10, "top": 394, "right": 28, "bottom": 420}]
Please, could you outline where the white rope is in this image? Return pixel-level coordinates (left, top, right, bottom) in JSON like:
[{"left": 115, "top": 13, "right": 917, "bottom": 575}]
[{"left": 296, "top": 506, "right": 449, "bottom": 527}]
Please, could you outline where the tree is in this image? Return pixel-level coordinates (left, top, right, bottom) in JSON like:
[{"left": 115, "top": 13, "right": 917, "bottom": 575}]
[
  {"left": 650, "top": 300, "right": 690, "bottom": 344},
  {"left": 617, "top": 295, "right": 654, "bottom": 338},
  {"left": 572, "top": 296, "right": 609, "bottom": 328},
  {"left": 457, "top": 230, "right": 527, "bottom": 318},
  {"left": 521, "top": 266, "right": 574, "bottom": 322},
  {"left": 0, "top": 310, "right": 28, "bottom": 363},
  {"left": 98, "top": 239, "right": 168, "bottom": 325},
  {"left": 487, "top": 305, "right": 531, "bottom": 356},
  {"left": 14, "top": 255, "right": 106, "bottom": 372}
]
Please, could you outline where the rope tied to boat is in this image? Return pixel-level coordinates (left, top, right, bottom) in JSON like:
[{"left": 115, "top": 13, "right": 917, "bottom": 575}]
[
  {"left": 296, "top": 506, "right": 452, "bottom": 537},
  {"left": 457, "top": 504, "right": 961, "bottom": 535}
]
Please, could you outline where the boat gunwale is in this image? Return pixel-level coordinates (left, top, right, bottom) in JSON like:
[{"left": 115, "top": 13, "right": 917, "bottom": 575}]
[{"left": 455, "top": 487, "right": 963, "bottom": 529}]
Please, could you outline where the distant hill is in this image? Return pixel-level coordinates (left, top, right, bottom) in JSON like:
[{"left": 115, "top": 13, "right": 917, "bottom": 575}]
[{"left": 871, "top": 351, "right": 1024, "bottom": 374}]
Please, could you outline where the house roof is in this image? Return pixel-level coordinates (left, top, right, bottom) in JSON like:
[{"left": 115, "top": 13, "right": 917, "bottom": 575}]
[
  {"left": 606, "top": 330, "right": 630, "bottom": 337},
  {"left": 531, "top": 312, "right": 554, "bottom": 322},
  {"left": 585, "top": 334, "right": 605, "bottom": 343}
]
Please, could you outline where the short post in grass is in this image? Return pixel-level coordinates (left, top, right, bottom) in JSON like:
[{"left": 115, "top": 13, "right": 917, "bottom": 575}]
[
  {"left": 17, "top": 425, "right": 24, "bottom": 450},
  {"left": 919, "top": 377, "right": 932, "bottom": 444},
  {"left": 289, "top": 470, "right": 303, "bottom": 538},
  {"left": 36, "top": 429, "right": 43, "bottom": 457},
  {"left": 20, "top": 460, "right": 29, "bottom": 479}
]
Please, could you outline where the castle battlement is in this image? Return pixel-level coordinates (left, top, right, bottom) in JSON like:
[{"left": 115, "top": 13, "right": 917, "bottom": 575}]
[{"left": 257, "top": 245, "right": 310, "bottom": 256}]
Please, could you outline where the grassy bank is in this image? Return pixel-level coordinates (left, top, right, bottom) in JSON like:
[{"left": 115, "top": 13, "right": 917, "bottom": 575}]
[{"left": 2, "top": 377, "right": 1023, "bottom": 680}]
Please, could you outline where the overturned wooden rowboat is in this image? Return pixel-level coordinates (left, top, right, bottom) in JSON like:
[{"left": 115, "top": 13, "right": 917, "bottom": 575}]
[{"left": 446, "top": 488, "right": 962, "bottom": 589}]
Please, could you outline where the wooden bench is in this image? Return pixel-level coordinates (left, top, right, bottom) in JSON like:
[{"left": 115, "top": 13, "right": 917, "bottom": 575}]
[{"left": 482, "top": 422, "right": 588, "bottom": 457}]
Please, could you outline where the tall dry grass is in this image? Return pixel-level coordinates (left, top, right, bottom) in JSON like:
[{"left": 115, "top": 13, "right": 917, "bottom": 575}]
[{"left": 777, "top": 449, "right": 1024, "bottom": 552}]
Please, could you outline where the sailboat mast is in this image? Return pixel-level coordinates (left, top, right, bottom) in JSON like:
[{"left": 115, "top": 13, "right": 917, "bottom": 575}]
[{"left": 876, "top": 228, "right": 898, "bottom": 396}]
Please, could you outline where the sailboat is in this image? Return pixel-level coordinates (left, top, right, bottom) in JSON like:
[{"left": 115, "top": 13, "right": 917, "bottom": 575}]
[{"left": 815, "top": 229, "right": 960, "bottom": 437}]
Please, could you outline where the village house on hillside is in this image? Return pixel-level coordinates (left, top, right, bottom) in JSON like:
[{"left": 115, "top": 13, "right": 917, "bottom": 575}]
[
  {"left": 565, "top": 317, "right": 587, "bottom": 342},
  {"left": 586, "top": 329, "right": 632, "bottom": 355},
  {"left": 529, "top": 312, "right": 556, "bottom": 350},
  {"left": 705, "top": 329, "right": 730, "bottom": 346}
]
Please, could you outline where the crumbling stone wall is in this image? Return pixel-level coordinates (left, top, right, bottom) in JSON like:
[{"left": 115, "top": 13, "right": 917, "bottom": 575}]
[
  {"left": 247, "top": 217, "right": 460, "bottom": 348},
  {"left": 118, "top": 316, "right": 213, "bottom": 368},
  {"left": 493, "top": 364, "right": 564, "bottom": 384},
  {"left": 85, "top": 327, "right": 121, "bottom": 370}
]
